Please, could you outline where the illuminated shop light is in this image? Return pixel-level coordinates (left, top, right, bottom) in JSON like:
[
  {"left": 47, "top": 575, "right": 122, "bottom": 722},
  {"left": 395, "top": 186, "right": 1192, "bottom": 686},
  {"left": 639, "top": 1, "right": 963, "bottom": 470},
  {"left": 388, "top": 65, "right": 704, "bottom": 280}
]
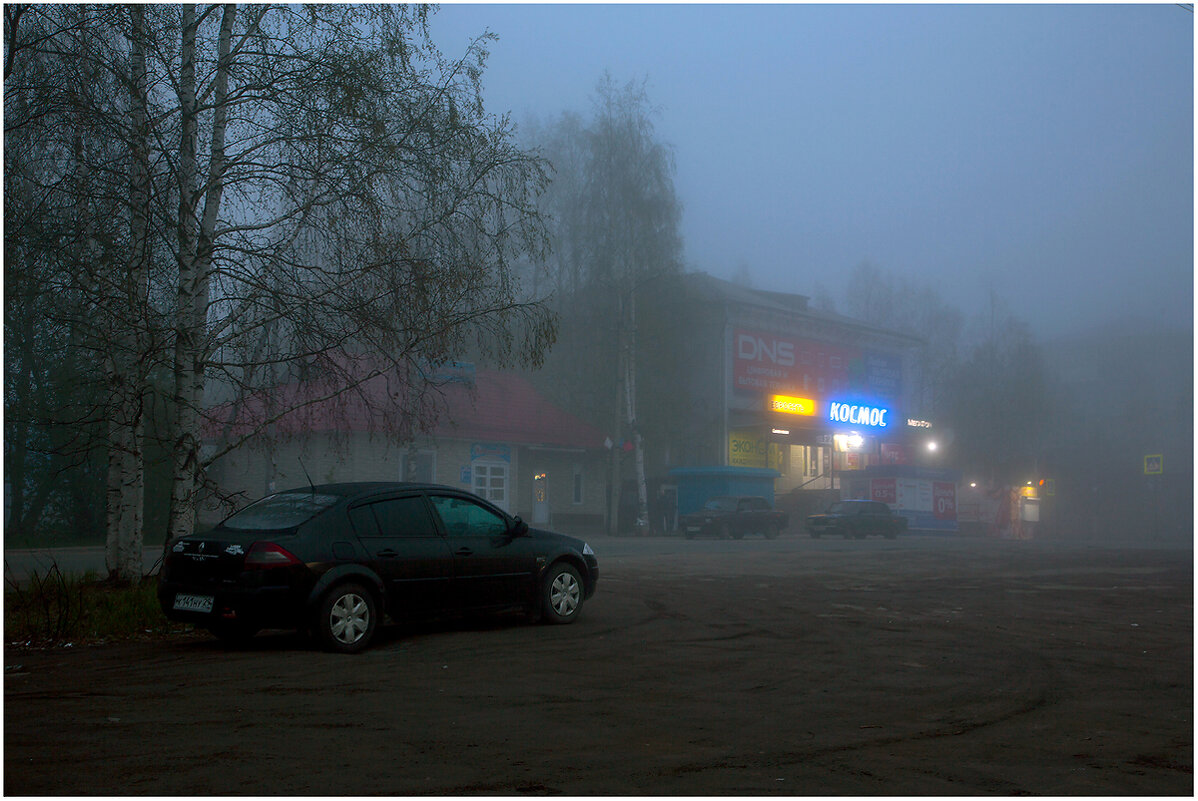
[
  {"left": 768, "top": 394, "right": 816, "bottom": 416},
  {"left": 833, "top": 433, "right": 865, "bottom": 451},
  {"left": 771, "top": 428, "right": 790, "bottom": 435}
]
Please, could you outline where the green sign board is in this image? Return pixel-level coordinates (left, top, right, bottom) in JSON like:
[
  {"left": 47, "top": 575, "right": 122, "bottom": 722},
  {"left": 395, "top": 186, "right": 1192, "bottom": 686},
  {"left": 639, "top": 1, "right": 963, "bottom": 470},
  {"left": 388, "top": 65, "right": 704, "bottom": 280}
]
[{"left": 1144, "top": 454, "right": 1164, "bottom": 475}]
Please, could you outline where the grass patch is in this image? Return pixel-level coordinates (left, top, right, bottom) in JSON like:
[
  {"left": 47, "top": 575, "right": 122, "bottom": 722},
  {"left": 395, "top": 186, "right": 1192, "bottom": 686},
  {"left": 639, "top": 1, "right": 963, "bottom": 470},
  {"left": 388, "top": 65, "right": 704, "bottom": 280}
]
[{"left": 5, "top": 563, "right": 192, "bottom": 647}]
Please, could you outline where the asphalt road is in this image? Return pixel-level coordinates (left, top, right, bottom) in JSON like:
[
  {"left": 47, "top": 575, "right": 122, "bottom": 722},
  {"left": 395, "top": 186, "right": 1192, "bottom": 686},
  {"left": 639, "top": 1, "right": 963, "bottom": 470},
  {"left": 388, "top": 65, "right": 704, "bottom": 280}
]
[
  {"left": 4, "top": 534, "right": 1192, "bottom": 795},
  {"left": 4, "top": 528, "right": 1183, "bottom": 583}
]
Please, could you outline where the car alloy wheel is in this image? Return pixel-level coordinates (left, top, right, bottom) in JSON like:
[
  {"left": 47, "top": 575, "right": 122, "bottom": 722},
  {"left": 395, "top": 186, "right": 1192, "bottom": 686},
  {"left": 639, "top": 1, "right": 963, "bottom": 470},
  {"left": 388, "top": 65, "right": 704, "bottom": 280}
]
[
  {"left": 316, "top": 583, "right": 377, "bottom": 653},
  {"left": 544, "top": 563, "right": 583, "bottom": 624}
]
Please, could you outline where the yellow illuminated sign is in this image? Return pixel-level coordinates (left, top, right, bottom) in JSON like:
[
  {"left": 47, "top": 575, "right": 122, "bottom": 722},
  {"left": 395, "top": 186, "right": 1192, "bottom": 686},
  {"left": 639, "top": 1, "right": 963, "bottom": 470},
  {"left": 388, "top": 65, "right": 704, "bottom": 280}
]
[
  {"left": 768, "top": 394, "right": 816, "bottom": 416},
  {"left": 728, "top": 432, "right": 785, "bottom": 470}
]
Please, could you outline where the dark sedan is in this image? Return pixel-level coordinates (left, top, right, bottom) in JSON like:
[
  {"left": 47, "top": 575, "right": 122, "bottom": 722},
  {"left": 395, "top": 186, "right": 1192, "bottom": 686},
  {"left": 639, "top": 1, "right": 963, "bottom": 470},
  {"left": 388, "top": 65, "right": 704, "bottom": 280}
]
[{"left": 159, "top": 482, "right": 599, "bottom": 653}]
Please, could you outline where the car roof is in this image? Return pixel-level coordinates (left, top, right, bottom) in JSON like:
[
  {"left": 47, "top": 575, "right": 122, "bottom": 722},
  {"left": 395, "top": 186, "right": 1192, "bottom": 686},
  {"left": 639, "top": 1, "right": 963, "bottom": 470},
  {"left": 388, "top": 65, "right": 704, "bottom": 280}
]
[{"left": 275, "top": 481, "right": 461, "bottom": 500}]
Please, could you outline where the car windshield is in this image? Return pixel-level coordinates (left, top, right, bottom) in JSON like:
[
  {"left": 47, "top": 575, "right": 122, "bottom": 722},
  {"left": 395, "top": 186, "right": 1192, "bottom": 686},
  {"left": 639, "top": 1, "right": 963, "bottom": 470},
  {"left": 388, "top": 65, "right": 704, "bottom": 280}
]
[
  {"left": 703, "top": 497, "right": 737, "bottom": 511},
  {"left": 221, "top": 491, "right": 341, "bottom": 530}
]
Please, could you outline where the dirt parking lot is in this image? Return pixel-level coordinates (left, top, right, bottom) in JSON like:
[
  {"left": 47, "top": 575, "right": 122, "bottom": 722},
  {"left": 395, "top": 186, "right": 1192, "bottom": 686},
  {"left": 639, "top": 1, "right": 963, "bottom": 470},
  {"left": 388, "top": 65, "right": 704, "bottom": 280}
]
[{"left": 4, "top": 536, "right": 1193, "bottom": 795}]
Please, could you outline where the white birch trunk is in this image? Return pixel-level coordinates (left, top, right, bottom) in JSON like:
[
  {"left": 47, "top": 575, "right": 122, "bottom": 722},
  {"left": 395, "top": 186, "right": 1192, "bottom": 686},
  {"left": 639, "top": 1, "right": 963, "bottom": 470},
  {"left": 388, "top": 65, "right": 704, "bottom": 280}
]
[
  {"left": 107, "top": 4, "right": 150, "bottom": 582},
  {"left": 624, "top": 291, "right": 650, "bottom": 533},
  {"left": 167, "top": 4, "right": 235, "bottom": 543}
]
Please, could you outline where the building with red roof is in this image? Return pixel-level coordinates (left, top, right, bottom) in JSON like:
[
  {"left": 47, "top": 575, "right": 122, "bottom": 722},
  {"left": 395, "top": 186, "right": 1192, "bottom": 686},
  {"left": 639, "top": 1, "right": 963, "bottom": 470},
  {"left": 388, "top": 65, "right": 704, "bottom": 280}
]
[{"left": 202, "top": 367, "right": 609, "bottom": 535}]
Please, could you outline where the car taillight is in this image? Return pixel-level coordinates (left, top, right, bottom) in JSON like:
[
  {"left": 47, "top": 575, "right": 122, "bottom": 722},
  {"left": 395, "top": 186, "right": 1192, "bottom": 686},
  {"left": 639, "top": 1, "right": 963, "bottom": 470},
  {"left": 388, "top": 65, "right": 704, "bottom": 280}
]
[{"left": 244, "top": 542, "right": 301, "bottom": 569}]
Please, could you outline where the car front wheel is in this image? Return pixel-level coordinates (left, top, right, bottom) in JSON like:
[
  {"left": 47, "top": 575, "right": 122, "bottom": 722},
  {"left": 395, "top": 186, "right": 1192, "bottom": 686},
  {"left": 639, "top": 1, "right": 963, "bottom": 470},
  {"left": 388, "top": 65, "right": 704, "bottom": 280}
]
[
  {"left": 543, "top": 563, "right": 584, "bottom": 624},
  {"left": 314, "top": 583, "right": 378, "bottom": 654}
]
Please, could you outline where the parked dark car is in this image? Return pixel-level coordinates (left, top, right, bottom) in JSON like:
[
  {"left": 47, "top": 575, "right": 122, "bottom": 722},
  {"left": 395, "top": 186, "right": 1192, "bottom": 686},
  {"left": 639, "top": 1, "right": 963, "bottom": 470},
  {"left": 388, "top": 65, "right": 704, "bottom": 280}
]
[
  {"left": 805, "top": 499, "right": 907, "bottom": 539},
  {"left": 679, "top": 495, "right": 789, "bottom": 540},
  {"left": 159, "top": 482, "right": 599, "bottom": 653}
]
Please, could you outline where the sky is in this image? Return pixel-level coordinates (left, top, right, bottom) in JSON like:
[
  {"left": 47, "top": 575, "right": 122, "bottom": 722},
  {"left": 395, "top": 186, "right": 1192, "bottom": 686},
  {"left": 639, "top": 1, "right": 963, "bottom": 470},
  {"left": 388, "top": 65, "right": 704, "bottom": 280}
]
[{"left": 428, "top": 3, "right": 1193, "bottom": 341}]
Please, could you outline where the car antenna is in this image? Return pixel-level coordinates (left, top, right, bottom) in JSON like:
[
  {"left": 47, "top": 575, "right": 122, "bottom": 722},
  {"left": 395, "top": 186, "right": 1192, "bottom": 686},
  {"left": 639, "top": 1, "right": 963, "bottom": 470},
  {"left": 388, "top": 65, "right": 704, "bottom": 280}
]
[{"left": 299, "top": 457, "right": 316, "bottom": 494}]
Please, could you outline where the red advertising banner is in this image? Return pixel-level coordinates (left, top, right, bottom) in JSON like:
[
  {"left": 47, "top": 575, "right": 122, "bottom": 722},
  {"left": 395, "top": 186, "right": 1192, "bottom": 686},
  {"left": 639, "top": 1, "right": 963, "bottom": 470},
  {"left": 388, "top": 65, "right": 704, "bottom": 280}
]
[
  {"left": 871, "top": 478, "right": 897, "bottom": 505},
  {"left": 880, "top": 443, "right": 910, "bottom": 465},
  {"left": 932, "top": 481, "right": 957, "bottom": 520},
  {"left": 733, "top": 329, "right": 902, "bottom": 400}
]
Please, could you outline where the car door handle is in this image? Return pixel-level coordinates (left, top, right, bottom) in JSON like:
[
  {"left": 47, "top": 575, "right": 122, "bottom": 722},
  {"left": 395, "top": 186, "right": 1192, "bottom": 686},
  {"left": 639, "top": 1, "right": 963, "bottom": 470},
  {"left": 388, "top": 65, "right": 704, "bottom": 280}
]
[
  {"left": 455, "top": 547, "right": 474, "bottom": 557},
  {"left": 377, "top": 549, "right": 398, "bottom": 558}
]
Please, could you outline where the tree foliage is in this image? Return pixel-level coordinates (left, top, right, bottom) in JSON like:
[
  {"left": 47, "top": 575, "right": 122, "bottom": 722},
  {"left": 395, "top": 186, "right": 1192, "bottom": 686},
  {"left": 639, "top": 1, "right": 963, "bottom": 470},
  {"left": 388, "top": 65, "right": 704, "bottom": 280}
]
[
  {"left": 525, "top": 74, "right": 683, "bottom": 532},
  {"left": 5, "top": 4, "right": 555, "bottom": 576},
  {"left": 946, "top": 294, "right": 1048, "bottom": 485}
]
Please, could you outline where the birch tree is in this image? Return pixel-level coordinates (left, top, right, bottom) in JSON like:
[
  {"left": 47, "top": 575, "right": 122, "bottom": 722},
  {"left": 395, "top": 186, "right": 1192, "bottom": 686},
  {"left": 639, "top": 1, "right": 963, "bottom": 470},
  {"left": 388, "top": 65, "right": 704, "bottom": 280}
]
[
  {"left": 529, "top": 75, "right": 683, "bottom": 533},
  {"left": 5, "top": 5, "right": 156, "bottom": 579},
  {"left": 6, "top": 5, "right": 556, "bottom": 575},
  {"left": 159, "top": 5, "right": 555, "bottom": 542}
]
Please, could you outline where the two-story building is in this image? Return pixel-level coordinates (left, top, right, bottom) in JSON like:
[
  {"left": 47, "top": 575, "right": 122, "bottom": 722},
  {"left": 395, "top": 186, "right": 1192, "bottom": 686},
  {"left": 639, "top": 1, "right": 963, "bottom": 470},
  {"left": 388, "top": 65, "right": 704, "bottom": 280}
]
[{"left": 636, "top": 273, "right": 958, "bottom": 528}]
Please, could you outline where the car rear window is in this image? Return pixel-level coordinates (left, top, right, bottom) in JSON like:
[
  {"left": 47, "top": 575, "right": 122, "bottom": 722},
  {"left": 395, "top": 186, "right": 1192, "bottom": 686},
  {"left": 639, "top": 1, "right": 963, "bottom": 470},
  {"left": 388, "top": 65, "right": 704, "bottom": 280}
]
[{"left": 221, "top": 492, "right": 341, "bottom": 530}]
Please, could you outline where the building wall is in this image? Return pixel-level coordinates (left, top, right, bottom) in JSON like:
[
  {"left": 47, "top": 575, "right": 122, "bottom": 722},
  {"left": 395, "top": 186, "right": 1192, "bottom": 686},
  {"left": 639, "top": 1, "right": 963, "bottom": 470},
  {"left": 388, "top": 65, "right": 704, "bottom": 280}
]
[
  {"left": 202, "top": 433, "right": 607, "bottom": 537},
  {"left": 637, "top": 273, "right": 924, "bottom": 506}
]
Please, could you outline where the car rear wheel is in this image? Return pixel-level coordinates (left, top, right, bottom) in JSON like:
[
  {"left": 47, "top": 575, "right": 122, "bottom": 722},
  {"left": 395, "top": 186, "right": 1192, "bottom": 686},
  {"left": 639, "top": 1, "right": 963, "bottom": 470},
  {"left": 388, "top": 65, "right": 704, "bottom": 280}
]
[
  {"left": 314, "top": 583, "right": 377, "bottom": 654},
  {"left": 543, "top": 563, "right": 584, "bottom": 624}
]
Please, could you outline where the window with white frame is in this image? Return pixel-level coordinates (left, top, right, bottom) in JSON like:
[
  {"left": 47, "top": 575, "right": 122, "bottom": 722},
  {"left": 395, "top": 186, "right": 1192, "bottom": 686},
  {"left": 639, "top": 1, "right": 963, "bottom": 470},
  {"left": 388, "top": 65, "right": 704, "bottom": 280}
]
[{"left": 472, "top": 462, "right": 508, "bottom": 511}]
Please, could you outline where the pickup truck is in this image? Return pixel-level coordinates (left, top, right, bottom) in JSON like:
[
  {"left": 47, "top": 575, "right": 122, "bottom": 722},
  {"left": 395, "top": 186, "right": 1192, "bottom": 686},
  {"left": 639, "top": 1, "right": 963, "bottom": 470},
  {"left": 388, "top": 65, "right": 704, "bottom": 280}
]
[
  {"left": 680, "top": 496, "right": 789, "bottom": 540},
  {"left": 805, "top": 499, "right": 907, "bottom": 539}
]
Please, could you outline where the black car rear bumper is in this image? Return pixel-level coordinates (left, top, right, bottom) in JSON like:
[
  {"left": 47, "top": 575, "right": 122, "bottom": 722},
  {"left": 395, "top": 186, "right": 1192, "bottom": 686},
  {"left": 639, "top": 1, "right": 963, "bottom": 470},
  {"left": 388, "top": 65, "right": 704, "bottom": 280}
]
[{"left": 158, "top": 580, "right": 303, "bottom": 630}]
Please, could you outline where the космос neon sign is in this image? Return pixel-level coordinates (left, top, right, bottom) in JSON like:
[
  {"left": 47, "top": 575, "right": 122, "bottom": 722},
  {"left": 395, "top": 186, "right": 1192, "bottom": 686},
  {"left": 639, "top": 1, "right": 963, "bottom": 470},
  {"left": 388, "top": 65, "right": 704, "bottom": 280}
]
[{"left": 827, "top": 401, "right": 889, "bottom": 428}]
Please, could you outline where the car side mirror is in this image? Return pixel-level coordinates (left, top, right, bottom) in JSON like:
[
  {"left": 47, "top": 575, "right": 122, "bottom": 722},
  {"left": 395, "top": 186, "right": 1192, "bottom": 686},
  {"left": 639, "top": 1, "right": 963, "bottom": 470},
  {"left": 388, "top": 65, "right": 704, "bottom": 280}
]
[{"left": 511, "top": 517, "right": 529, "bottom": 537}]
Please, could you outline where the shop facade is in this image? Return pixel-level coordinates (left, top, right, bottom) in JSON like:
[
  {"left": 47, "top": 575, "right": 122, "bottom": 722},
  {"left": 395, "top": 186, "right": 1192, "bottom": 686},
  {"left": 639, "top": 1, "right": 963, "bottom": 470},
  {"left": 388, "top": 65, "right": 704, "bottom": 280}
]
[{"left": 640, "top": 273, "right": 955, "bottom": 528}]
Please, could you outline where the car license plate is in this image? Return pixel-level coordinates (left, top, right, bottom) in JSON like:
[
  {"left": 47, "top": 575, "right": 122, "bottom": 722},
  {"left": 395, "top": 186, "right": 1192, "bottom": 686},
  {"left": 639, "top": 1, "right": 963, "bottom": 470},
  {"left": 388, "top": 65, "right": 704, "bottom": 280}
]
[
  {"left": 686, "top": 526, "right": 701, "bottom": 533},
  {"left": 173, "top": 593, "right": 214, "bottom": 613}
]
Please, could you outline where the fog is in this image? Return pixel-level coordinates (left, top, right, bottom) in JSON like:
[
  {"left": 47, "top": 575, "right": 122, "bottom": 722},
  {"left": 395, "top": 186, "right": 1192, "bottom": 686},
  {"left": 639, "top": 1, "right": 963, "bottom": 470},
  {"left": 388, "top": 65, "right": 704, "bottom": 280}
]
[
  {"left": 3, "top": 7, "right": 1191, "bottom": 791},
  {"left": 4, "top": 4, "right": 1190, "bottom": 558},
  {"left": 430, "top": 3, "right": 1193, "bottom": 343},
  {"left": 428, "top": 3, "right": 1193, "bottom": 546}
]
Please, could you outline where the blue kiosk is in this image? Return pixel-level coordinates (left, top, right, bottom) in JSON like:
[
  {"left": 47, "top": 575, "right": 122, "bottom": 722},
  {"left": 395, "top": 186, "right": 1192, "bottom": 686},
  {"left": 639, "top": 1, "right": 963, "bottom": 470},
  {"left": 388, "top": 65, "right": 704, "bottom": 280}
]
[{"left": 669, "top": 466, "right": 782, "bottom": 518}]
